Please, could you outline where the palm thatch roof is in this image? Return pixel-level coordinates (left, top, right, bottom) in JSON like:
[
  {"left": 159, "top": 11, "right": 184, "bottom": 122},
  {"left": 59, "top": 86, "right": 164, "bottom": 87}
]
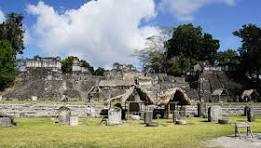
[
  {"left": 241, "top": 89, "right": 255, "bottom": 98},
  {"left": 156, "top": 87, "right": 191, "bottom": 106},
  {"left": 211, "top": 88, "right": 224, "bottom": 96},
  {"left": 107, "top": 86, "right": 154, "bottom": 105}
]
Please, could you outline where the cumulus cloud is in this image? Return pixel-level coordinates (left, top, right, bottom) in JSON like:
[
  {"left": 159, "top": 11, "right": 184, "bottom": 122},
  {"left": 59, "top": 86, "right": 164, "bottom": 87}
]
[
  {"left": 0, "top": 9, "right": 5, "bottom": 23},
  {"left": 27, "top": 0, "right": 159, "bottom": 67},
  {"left": 159, "top": 0, "right": 236, "bottom": 21}
]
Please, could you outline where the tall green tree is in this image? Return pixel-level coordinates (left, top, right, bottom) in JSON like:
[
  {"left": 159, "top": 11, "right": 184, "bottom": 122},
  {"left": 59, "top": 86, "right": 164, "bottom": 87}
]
[
  {"left": 61, "top": 56, "right": 78, "bottom": 74},
  {"left": 0, "top": 40, "right": 16, "bottom": 90},
  {"left": 80, "top": 59, "right": 94, "bottom": 74},
  {"left": 217, "top": 49, "right": 240, "bottom": 71},
  {"left": 94, "top": 67, "right": 105, "bottom": 76},
  {"left": 233, "top": 24, "right": 261, "bottom": 81},
  {"left": 165, "top": 24, "right": 220, "bottom": 70},
  {"left": 137, "top": 49, "right": 166, "bottom": 73},
  {"left": 61, "top": 56, "right": 95, "bottom": 74},
  {"left": 0, "top": 13, "right": 24, "bottom": 56},
  {"left": 200, "top": 33, "right": 220, "bottom": 64},
  {"left": 136, "top": 34, "right": 168, "bottom": 74},
  {"left": 0, "top": 13, "right": 24, "bottom": 90}
]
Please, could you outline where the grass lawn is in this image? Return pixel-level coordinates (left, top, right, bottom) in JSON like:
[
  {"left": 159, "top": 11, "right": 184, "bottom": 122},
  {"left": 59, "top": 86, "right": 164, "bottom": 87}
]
[{"left": 1, "top": 116, "right": 261, "bottom": 148}]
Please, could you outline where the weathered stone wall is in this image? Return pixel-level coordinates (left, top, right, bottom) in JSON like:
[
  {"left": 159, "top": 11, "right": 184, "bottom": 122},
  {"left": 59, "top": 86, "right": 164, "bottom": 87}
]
[
  {"left": 0, "top": 104, "right": 101, "bottom": 117},
  {"left": 2, "top": 68, "right": 101, "bottom": 101},
  {"left": 181, "top": 104, "right": 261, "bottom": 116},
  {"left": 1, "top": 103, "right": 261, "bottom": 118}
]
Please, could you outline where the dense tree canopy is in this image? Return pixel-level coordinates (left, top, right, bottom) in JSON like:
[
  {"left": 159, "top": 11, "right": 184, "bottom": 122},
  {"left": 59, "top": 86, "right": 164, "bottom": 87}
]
[
  {"left": 0, "top": 13, "right": 24, "bottom": 56},
  {"left": 233, "top": 24, "right": 261, "bottom": 81},
  {"left": 61, "top": 56, "right": 102, "bottom": 75},
  {"left": 0, "top": 40, "right": 16, "bottom": 90},
  {"left": 80, "top": 59, "right": 94, "bottom": 74},
  {"left": 166, "top": 24, "right": 220, "bottom": 67},
  {"left": 217, "top": 49, "right": 240, "bottom": 70},
  {"left": 138, "top": 24, "right": 220, "bottom": 76},
  {"left": 94, "top": 67, "right": 105, "bottom": 76},
  {"left": 137, "top": 48, "right": 166, "bottom": 73},
  {"left": 0, "top": 13, "right": 24, "bottom": 90},
  {"left": 61, "top": 56, "right": 78, "bottom": 74}
]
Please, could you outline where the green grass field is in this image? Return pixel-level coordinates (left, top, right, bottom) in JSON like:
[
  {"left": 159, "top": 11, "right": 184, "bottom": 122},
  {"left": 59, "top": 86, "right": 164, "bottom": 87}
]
[{"left": 1, "top": 116, "right": 261, "bottom": 148}]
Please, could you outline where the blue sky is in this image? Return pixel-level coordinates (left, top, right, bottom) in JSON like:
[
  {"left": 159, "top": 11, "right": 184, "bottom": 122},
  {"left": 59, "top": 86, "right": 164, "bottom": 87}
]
[{"left": 0, "top": 0, "right": 260, "bottom": 67}]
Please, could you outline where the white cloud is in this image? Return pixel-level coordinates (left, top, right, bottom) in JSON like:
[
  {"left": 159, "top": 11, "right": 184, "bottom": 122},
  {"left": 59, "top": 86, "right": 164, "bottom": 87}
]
[
  {"left": 0, "top": 9, "right": 5, "bottom": 23},
  {"left": 27, "top": 0, "right": 159, "bottom": 67},
  {"left": 159, "top": 0, "right": 236, "bottom": 21}
]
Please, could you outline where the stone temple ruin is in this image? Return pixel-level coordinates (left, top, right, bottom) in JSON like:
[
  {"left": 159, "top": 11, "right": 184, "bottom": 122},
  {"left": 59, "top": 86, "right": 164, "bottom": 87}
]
[
  {"left": 0, "top": 57, "right": 260, "bottom": 123},
  {"left": 2, "top": 57, "right": 251, "bottom": 104}
]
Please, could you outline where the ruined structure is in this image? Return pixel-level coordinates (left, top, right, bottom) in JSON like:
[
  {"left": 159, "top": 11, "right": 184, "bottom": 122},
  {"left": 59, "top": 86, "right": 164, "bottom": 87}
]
[
  {"left": 18, "top": 56, "right": 62, "bottom": 72},
  {"left": 72, "top": 58, "right": 90, "bottom": 74},
  {"left": 2, "top": 68, "right": 98, "bottom": 101},
  {"left": 2, "top": 57, "right": 249, "bottom": 105},
  {"left": 241, "top": 89, "right": 259, "bottom": 102}
]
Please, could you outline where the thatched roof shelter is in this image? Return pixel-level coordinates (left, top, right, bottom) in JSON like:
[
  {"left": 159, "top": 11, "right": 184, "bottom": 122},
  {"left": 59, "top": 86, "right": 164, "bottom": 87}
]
[
  {"left": 107, "top": 86, "right": 154, "bottom": 105},
  {"left": 156, "top": 87, "right": 191, "bottom": 106},
  {"left": 242, "top": 89, "right": 254, "bottom": 97},
  {"left": 211, "top": 88, "right": 224, "bottom": 96},
  {"left": 241, "top": 89, "right": 258, "bottom": 101}
]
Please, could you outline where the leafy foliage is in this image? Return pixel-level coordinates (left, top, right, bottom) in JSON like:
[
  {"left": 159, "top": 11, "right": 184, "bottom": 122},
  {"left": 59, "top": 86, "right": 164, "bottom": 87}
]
[
  {"left": 218, "top": 49, "right": 238, "bottom": 65},
  {"left": 80, "top": 60, "right": 94, "bottom": 74},
  {"left": 94, "top": 67, "right": 105, "bottom": 76},
  {"left": 166, "top": 24, "right": 219, "bottom": 67},
  {"left": 0, "top": 40, "right": 16, "bottom": 90},
  {"left": 0, "top": 13, "right": 24, "bottom": 55},
  {"left": 0, "top": 13, "right": 24, "bottom": 90},
  {"left": 137, "top": 49, "right": 166, "bottom": 73},
  {"left": 61, "top": 56, "right": 78, "bottom": 74},
  {"left": 233, "top": 24, "right": 261, "bottom": 81},
  {"left": 61, "top": 56, "right": 96, "bottom": 74},
  {"left": 138, "top": 24, "right": 219, "bottom": 76}
]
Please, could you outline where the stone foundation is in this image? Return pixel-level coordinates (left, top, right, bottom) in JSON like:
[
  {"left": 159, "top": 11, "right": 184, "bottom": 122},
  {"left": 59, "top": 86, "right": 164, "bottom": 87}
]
[
  {"left": 0, "top": 104, "right": 100, "bottom": 117},
  {"left": 1, "top": 103, "right": 261, "bottom": 118}
]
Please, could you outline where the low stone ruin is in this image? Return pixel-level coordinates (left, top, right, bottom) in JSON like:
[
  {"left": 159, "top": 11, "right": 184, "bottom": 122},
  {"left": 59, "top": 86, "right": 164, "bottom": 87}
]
[
  {"left": 56, "top": 106, "right": 71, "bottom": 124},
  {"left": 86, "top": 106, "right": 97, "bottom": 117},
  {"left": 208, "top": 106, "right": 222, "bottom": 122},
  {"left": 0, "top": 115, "right": 16, "bottom": 127},
  {"left": 172, "top": 110, "right": 187, "bottom": 125},
  {"left": 69, "top": 116, "right": 79, "bottom": 126},
  {"left": 245, "top": 106, "right": 255, "bottom": 122},
  {"left": 107, "top": 107, "right": 122, "bottom": 125},
  {"left": 31, "top": 96, "right": 38, "bottom": 101},
  {"left": 144, "top": 110, "right": 153, "bottom": 126}
]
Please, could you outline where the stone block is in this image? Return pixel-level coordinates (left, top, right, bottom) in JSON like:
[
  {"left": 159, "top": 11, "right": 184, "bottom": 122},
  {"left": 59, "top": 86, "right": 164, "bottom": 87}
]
[
  {"left": 246, "top": 107, "right": 255, "bottom": 122},
  {"left": 197, "top": 102, "right": 204, "bottom": 117},
  {"left": 208, "top": 106, "right": 222, "bottom": 122},
  {"left": 108, "top": 108, "right": 122, "bottom": 125},
  {"left": 31, "top": 96, "right": 38, "bottom": 101},
  {"left": 173, "top": 110, "right": 180, "bottom": 123},
  {"left": 56, "top": 106, "right": 71, "bottom": 124},
  {"left": 86, "top": 106, "right": 96, "bottom": 117},
  {"left": 69, "top": 116, "right": 78, "bottom": 126},
  {"left": 144, "top": 111, "right": 153, "bottom": 126},
  {"left": 0, "top": 116, "right": 15, "bottom": 127}
]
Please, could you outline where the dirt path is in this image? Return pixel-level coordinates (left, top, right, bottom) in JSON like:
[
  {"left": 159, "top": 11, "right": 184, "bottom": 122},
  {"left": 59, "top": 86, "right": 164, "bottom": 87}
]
[{"left": 205, "top": 134, "right": 261, "bottom": 148}]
